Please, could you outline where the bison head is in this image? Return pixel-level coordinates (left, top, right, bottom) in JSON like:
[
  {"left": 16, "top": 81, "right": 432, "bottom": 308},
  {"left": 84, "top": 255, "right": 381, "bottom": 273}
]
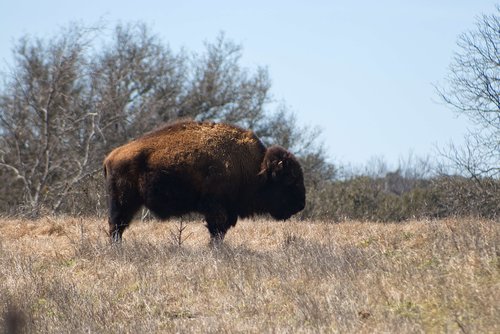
[{"left": 259, "top": 145, "right": 306, "bottom": 220}]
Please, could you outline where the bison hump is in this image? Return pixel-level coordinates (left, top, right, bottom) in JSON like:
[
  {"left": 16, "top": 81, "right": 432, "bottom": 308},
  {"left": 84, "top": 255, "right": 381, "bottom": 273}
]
[{"left": 145, "top": 122, "right": 265, "bottom": 172}]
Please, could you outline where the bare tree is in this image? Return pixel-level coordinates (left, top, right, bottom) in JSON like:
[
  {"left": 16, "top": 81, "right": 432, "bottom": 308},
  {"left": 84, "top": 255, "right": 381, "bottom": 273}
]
[
  {"left": 0, "top": 23, "right": 188, "bottom": 215},
  {"left": 436, "top": 5, "right": 500, "bottom": 178},
  {"left": 0, "top": 25, "right": 100, "bottom": 215},
  {"left": 179, "top": 33, "right": 272, "bottom": 130},
  {"left": 91, "top": 23, "right": 186, "bottom": 147}
]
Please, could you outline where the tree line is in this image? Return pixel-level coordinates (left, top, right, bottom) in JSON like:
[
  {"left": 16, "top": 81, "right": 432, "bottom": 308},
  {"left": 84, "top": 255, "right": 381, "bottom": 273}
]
[
  {"left": 0, "top": 23, "right": 331, "bottom": 217},
  {"left": 0, "top": 8, "right": 498, "bottom": 221}
]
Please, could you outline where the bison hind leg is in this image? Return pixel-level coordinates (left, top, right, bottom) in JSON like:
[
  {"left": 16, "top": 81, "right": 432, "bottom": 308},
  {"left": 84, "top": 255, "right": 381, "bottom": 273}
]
[
  {"left": 109, "top": 205, "right": 141, "bottom": 243},
  {"left": 108, "top": 192, "right": 142, "bottom": 243}
]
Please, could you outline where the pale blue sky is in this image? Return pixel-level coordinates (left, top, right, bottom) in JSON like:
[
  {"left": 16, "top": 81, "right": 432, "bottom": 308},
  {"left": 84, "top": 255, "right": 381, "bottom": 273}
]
[{"left": 1, "top": 1, "right": 497, "bottom": 166}]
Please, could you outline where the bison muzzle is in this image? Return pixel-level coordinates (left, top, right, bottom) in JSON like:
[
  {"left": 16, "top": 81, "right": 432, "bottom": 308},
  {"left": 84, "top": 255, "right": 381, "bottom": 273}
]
[{"left": 103, "top": 121, "right": 306, "bottom": 244}]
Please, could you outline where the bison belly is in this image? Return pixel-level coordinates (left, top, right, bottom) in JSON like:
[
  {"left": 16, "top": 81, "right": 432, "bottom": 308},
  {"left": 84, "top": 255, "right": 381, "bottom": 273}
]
[
  {"left": 142, "top": 170, "right": 201, "bottom": 219},
  {"left": 141, "top": 159, "right": 237, "bottom": 220}
]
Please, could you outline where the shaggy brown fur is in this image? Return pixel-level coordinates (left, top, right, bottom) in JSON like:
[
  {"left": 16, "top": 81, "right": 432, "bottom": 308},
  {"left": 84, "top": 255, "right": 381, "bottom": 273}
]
[{"left": 103, "top": 121, "right": 305, "bottom": 243}]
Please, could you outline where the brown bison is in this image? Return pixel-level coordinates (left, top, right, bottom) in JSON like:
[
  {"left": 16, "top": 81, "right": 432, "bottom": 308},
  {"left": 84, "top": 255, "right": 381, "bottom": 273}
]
[{"left": 103, "top": 121, "right": 306, "bottom": 243}]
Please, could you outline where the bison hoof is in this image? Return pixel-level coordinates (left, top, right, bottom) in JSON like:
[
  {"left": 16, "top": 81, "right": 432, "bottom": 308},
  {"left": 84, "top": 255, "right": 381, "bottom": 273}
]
[{"left": 209, "top": 233, "right": 226, "bottom": 248}]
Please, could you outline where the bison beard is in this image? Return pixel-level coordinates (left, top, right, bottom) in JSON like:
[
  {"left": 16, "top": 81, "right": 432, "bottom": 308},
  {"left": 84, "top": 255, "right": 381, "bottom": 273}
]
[{"left": 103, "top": 121, "right": 306, "bottom": 244}]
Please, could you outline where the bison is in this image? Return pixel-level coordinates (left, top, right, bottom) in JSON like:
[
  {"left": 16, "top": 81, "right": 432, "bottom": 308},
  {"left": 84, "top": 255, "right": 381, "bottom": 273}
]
[{"left": 103, "top": 121, "right": 306, "bottom": 244}]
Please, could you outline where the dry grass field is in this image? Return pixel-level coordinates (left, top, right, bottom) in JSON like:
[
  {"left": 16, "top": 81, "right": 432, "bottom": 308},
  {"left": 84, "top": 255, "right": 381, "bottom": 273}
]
[{"left": 0, "top": 216, "right": 498, "bottom": 333}]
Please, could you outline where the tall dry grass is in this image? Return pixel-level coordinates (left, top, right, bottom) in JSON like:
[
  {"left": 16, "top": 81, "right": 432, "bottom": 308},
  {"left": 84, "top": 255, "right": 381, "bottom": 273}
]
[{"left": 0, "top": 216, "right": 498, "bottom": 333}]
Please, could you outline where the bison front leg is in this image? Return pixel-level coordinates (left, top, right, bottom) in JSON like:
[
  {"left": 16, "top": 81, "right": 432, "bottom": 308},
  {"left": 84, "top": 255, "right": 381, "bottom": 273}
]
[{"left": 205, "top": 209, "right": 237, "bottom": 246}]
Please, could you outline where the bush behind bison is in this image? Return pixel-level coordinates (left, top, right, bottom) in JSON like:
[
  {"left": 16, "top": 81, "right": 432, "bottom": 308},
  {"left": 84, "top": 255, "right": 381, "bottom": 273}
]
[{"left": 103, "top": 121, "right": 305, "bottom": 243}]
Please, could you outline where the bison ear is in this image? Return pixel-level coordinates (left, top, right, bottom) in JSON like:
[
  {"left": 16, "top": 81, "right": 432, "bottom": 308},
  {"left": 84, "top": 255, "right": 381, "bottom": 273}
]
[
  {"left": 272, "top": 160, "right": 284, "bottom": 179},
  {"left": 259, "top": 159, "right": 286, "bottom": 182},
  {"left": 259, "top": 146, "right": 292, "bottom": 182}
]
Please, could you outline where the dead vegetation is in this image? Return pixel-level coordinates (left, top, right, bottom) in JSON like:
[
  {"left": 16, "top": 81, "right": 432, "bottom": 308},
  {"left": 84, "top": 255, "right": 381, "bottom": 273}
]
[{"left": 0, "top": 216, "right": 498, "bottom": 333}]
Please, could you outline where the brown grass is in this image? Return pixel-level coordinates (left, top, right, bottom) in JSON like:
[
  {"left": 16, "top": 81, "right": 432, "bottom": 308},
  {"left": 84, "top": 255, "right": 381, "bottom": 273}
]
[{"left": 0, "top": 216, "right": 498, "bottom": 333}]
